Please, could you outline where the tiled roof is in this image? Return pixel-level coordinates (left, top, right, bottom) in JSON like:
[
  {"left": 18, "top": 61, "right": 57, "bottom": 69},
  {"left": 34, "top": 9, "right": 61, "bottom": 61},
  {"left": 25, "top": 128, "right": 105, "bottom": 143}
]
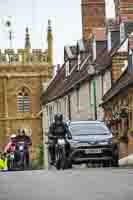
[
  {"left": 42, "top": 38, "right": 121, "bottom": 105},
  {"left": 42, "top": 20, "right": 133, "bottom": 106},
  {"left": 42, "top": 54, "right": 90, "bottom": 104},
  {"left": 102, "top": 70, "right": 133, "bottom": 104}
]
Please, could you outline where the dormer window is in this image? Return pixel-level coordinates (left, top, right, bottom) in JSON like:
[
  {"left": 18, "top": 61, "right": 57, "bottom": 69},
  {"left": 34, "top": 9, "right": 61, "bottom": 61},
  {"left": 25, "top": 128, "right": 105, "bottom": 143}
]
[
  {"left": 120, "top": 21, "right": 125, "bottom": 43},
  {"left": 77, "top": 53, "right": 81, "bottom": 70},
  {"left": 92, "top": 34, "right": 96, "bottom": 61},
  {"left": 107, "top": 29, "right": 111, "bottom": 52},
  {"left": 65, "top": 60, "right": 70, "bottom": 77}
]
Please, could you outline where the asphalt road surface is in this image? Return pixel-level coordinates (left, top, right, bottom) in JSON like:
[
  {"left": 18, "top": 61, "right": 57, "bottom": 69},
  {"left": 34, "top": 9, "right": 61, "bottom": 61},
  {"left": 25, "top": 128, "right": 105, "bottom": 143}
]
[{"left": 0, "top": 168, "right": 133, "bottom": 200}]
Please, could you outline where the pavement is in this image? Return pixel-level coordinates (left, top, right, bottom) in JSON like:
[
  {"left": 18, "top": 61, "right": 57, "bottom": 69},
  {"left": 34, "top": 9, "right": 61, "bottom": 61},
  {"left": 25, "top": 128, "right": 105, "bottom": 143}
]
[
  {"left": 0, "top": 168, "right": 133, "bottom": 200},
  {"left": 119, "top": 154, "right": 133, "bottom": 166}
]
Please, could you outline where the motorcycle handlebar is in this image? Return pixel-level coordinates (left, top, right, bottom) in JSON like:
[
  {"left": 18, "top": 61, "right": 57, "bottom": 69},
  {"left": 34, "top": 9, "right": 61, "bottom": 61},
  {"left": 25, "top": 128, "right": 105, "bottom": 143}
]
[{"left": 49, "top": 136, "right": 66, "bottom": 139}]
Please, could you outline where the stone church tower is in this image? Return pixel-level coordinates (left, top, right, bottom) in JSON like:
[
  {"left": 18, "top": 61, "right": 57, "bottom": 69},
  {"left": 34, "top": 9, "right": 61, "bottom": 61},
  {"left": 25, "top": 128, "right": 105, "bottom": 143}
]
[
  {"left": 81, "top": 0, "right": 106, "bottom": 41},
  {"left": 0, "top": 21, "right": 53, "bottom": 159},
  {"left": 114, "top": 0, "right": 133, "bottom": 21}
]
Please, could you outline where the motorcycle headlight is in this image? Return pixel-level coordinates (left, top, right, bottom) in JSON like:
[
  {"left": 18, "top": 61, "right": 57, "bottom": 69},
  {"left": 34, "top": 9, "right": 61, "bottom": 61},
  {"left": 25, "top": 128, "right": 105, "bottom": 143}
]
[
  {"left": 58, "top": 139, "right": 65, "bottom": 145},
  {"left": 99, "top": 138, "right": 112, "bottom": 145}
]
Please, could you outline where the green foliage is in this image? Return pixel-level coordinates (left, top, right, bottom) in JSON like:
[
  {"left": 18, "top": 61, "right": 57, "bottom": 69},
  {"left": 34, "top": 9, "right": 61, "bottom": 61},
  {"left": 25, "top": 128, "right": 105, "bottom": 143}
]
[
  {"left": 129, "top": 128, "right": 133, "bottom": 132},
  {"left": 36, "top": 143, "right": 44, "bottom": 167},
  {"left": 32, "top": 160, "right": 39, "bottom": 170}
]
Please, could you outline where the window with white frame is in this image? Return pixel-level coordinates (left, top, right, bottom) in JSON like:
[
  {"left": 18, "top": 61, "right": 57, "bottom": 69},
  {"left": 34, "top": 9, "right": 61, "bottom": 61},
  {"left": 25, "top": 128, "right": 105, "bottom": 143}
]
[
  {"left": 120, "top": 22, "right": 125, "bottom": 43},
  {"left": 49, "top": 105, "right": 53, "bottom": 125},
  {"left": 77, "top": 53, "right": 81, "bottom": 70},
  {"left": 17, "top": 87, "right": 30, "bottom": 113},
  {"left": 57, "top": 101, "right": 61, "bottom": 112}
]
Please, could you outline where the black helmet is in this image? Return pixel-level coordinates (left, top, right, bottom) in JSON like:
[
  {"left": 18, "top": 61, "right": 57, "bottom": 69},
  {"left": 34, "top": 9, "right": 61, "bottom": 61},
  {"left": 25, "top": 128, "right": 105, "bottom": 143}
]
[{"left": 54, "top": 113, "right": 63, "bottom": 122}]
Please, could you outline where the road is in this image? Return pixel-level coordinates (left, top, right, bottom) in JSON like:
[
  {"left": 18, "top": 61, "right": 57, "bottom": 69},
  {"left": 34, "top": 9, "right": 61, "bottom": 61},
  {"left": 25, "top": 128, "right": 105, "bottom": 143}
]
[{"left": 0, "top": 168, "right": 133, "bottom": 200}]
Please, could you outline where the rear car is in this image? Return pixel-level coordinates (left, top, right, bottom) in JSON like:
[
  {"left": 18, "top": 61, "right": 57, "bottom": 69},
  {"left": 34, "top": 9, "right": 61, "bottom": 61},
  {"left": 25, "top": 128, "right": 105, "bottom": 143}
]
[{"left": 68, "top": 121, "right": 119, "bottom": 167}]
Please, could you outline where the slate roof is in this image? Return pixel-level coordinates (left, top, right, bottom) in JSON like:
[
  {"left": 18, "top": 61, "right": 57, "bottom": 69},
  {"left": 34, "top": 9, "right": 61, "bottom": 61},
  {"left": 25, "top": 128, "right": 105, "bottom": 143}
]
[
  {"left": 102, "top": 70, "right": 133, "bottom": 105},
  {"left": 42, "top": 40, "right": 111, "bottom": 105},
  {"left": 42, "top": 22, "right": 133, "bottom": 105}
]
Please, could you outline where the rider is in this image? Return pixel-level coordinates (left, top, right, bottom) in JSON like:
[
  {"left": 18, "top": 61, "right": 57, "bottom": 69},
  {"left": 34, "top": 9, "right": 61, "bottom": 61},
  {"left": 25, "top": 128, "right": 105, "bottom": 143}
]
[
  {"left": 16, "top": 128, "right": 32, "bottom": 167},
  {"left": 4, "top": 134, "right": 17, "bottom": 154},
  {"left": 48, "top": 113, "right": 72, "bottom": 165},
  {"left": 4, "top": 134, "right": 18, "bottom": 169}
]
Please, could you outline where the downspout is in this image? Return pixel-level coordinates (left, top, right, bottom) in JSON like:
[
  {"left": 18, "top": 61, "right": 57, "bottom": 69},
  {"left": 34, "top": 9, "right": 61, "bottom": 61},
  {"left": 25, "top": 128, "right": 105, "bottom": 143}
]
[
  {"left": 93, "top": 80, "right": 97, "bottom": 120},
  {"left": 68, "top": 94, "right": 71, "bottom": 121}
]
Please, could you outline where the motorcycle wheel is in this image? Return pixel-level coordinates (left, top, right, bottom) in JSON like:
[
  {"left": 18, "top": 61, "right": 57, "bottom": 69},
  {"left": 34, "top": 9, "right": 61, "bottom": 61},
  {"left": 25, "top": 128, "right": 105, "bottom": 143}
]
[
  {"left": 60, "top": 148, "right": 66, "bottom": 170},
  {"left": 19, "top": 152, "right": 25, "bottom": 170},
  {"left": 55, "top": 149, "right": 61, "bottom": 170}
]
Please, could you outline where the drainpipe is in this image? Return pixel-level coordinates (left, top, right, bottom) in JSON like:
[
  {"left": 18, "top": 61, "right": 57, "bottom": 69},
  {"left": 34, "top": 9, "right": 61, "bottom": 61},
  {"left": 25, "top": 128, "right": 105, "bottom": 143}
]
[
  {"left": 93, "top": 80, "right": 97, "bottom": 120},
  {"left": 68, "top": 94, "right": 71, "bottom": 121}
]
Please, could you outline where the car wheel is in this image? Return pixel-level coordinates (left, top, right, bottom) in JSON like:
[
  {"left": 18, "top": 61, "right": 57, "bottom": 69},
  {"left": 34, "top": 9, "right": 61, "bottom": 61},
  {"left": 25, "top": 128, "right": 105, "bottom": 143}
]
[
  {"left": 67, "top": 159, "right": 72, "bottom": 169},
  {"left": 103, "top": 160, "right": 110, "bottom": 168}
]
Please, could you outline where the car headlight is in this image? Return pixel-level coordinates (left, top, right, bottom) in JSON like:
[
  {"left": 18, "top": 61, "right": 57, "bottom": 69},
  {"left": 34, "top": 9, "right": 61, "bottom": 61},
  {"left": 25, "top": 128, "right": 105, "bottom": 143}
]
[
  {"left": 99, "top": 138, "right": 112, "bottom": 145},
  {"left": 70, "top": 140, "right": 79, "bottom": 146}
]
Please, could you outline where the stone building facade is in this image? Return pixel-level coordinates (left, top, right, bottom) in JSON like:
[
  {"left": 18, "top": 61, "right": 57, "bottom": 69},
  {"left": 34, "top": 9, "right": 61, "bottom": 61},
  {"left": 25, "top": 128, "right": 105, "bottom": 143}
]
[{"left": 0, "top": 21, "right": 53, "bottom": 160}]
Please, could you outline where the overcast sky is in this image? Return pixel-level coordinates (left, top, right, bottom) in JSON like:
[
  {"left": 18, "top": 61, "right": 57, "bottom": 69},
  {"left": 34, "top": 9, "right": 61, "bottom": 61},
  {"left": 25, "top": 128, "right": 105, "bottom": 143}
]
[{"left": 0, "top": 0, "right": 115, "bottom": 64}]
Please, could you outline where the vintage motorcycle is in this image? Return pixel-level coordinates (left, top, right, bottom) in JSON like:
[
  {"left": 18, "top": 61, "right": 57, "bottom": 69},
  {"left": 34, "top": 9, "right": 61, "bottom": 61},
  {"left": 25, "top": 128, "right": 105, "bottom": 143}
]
[
  {"left": 7, "top": 151, "right": 15, "bottom": 170},
  {"left": 48, "top": 136, "right": 72, "bottom": 170},
  {"left": 16, "top": 141, "right": 29, "bottom": 170}
]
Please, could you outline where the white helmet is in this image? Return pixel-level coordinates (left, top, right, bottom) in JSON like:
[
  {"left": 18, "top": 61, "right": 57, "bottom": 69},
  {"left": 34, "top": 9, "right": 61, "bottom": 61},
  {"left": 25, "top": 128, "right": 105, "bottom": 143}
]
[{"left": 10, "top": 134, "right": 16, "bottom": 139}]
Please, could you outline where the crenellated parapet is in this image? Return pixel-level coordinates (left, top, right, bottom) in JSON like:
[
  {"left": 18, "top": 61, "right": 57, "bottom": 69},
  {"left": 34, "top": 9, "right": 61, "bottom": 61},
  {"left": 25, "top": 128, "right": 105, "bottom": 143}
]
[{"left": 0, "top": 48, "right": 48, "bottom": 65}]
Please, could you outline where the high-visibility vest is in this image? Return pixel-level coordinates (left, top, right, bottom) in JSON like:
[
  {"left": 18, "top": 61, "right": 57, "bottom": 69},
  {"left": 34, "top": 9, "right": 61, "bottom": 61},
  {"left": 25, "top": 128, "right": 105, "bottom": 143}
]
[
  {"left": 0, "top": 158, "right": 8, "bottom": 170},
  {"left": 0, "top": 159, "right": 4, "bottom": 170}
]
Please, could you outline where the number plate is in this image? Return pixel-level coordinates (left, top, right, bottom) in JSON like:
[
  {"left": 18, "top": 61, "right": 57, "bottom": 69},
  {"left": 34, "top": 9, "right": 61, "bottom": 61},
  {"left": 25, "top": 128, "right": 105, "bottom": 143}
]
[{"left": 85, "top": 149, "right": 101, "bottom": 154}]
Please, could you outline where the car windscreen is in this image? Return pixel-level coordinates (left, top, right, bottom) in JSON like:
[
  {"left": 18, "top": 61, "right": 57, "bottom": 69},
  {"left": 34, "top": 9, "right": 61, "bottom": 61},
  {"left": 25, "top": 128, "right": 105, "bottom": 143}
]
[{"left": 69, "top": 123, "right": 110, "bottom": 136}]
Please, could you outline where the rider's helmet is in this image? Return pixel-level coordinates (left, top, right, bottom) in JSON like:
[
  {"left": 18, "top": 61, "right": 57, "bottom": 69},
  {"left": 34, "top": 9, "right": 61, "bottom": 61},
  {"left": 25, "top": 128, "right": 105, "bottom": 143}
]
[
  {"left": 18, "top": 128, "right": 26, "bottom": 137},
  {"left": 10, "top": 134, "right": 16, "bottom": 142},
  {"left": 11, "top": 134, "right": 16, "bottom": 139},
  {"left": 54, "top": 113, "right": 63, "bottom": 125}
]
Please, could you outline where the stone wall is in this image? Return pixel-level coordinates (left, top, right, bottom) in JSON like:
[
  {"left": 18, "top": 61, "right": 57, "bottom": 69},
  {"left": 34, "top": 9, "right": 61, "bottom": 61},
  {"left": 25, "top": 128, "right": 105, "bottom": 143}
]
[{"left": 0, "top": 62, "right": 53, "bottom": 159}]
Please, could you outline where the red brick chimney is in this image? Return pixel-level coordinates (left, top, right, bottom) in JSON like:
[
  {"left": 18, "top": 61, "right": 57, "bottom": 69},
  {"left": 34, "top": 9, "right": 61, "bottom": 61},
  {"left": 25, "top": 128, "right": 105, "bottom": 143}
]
[{"left": 81, "top": 0, "right": 106, "bottom": 41}]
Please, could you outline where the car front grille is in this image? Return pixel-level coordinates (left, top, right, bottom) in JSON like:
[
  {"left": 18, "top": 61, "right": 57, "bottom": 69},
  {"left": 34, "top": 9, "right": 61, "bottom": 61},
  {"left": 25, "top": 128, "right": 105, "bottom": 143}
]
[{"left": 71, "top": 146, "right": 113, "bottom": 160}]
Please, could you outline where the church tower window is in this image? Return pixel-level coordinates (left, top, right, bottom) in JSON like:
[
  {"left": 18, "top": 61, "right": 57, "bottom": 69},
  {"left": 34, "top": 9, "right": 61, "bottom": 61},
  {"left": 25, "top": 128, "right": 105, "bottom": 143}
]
[{"left": 17, "top": 88, "right": 30, "bottom": 112}]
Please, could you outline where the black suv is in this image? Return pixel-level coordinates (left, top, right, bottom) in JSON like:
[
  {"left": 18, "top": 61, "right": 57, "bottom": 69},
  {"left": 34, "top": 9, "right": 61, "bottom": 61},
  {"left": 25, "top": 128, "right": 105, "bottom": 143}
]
[{"left": 68, "top": 121, "right": 119, "bottom": 167}]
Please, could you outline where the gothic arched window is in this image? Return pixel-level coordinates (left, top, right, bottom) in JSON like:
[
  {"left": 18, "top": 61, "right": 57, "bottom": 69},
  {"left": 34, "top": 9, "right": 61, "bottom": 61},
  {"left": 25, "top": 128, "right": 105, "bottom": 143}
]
[{"left": 17, "top": 87, "right": 30, "bottom": 112}]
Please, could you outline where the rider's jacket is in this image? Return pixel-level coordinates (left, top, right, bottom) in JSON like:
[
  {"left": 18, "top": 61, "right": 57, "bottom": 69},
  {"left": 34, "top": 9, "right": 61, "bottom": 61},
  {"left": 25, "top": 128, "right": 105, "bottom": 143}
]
[
  {"left": 4, "top": 142, "right": 16, "bottom": 153},
  {"left": 49, "top": 122, "right": 71, "bottom": 138},
  {"left": 16, "top": 135, "right": 31, "bottom": 144}
]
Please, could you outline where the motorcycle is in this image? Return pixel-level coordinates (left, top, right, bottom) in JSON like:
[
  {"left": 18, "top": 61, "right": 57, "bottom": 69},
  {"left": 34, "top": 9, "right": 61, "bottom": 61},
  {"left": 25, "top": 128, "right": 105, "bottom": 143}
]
[
  {"left": 16, "top": 141, "right": 28, "bottom": 170},
  {"left": 7, "top": 151, "right": 15, "bottom": 170},
  {"left": 48, "top": 136, "right": 72, "bottom": 170},
  {"left": 55, "top": 137, "right": 66, "bottom": 170}
]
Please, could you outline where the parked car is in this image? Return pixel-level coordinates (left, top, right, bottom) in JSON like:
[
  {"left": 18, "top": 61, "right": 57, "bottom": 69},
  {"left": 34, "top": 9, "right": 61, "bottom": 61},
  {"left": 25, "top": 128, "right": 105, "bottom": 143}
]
[{"left": 67, "top": 121, "right": 119, "bottom": 167}]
